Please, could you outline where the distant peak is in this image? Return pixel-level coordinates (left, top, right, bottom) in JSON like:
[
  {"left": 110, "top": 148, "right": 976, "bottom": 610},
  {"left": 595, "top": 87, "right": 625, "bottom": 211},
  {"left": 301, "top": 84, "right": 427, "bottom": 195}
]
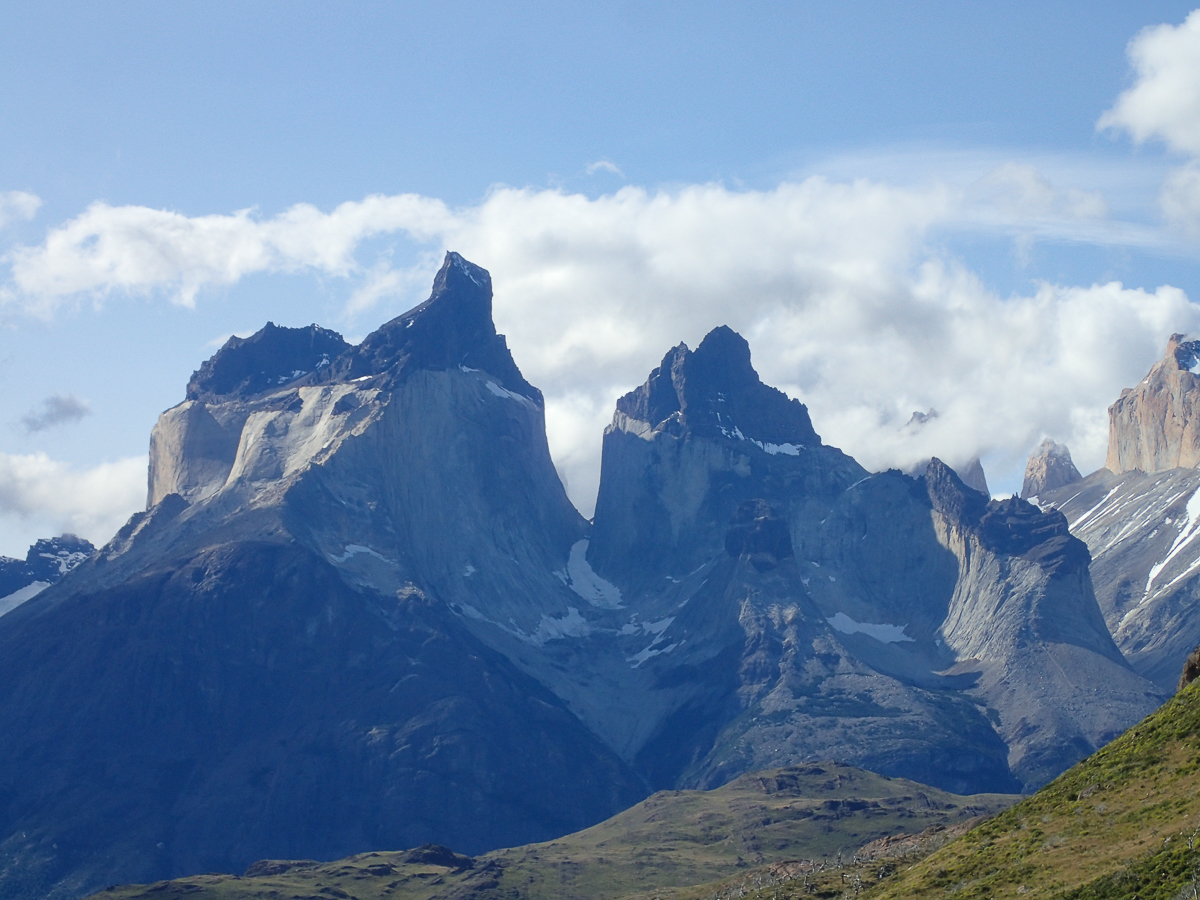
[
  {"left": 614, "top": 325, "right": 820, "bottom": 448},
  {"left": 1021, "top": 439, "right": 1081, "bottom": 499}
]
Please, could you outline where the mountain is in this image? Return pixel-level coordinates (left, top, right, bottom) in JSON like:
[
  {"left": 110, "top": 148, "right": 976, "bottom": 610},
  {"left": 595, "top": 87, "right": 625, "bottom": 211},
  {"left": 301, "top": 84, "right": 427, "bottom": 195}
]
[
  {"left": 583, "top": 331, "right": 1159, "bottom": 796},
  {"left": 1036, "top": 335, "right": 1200, "bottom": 692},
  {"left": 0, "top": 534, "right": 94, "bottom": 617},
  {"left": 0, "top": 253, "right": 1171, "bottom": 899},
  {"left": 0, "top": 253, "right": 643, "bottom": 900},
  {"left": 87, "top": 761, "right": 1017, "bottom": 900}
]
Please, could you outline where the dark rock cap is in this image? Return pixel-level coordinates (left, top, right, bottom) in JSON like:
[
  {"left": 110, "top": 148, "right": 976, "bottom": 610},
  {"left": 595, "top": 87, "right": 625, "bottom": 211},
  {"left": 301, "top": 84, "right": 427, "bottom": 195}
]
[
  {"left": 615, "top": 325, "right": 819, "bottom": 447},
  {"left": 187, "top": 323, "right": 350, "bottom": 402},
  {"left": 724, "top": 499, "right": 794, "bottom": 572},
  {"left": 923, "top": 458, "right": 1089, "bottom": 577},
  {"left": 1181, "top": 644, "right": 1200, "bottom": 692}
]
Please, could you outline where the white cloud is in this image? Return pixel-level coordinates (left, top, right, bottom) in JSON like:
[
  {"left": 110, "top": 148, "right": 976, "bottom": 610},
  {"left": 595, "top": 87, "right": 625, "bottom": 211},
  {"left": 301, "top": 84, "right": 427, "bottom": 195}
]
[
  {"left": 1099, "top": 11, "right": 1200, "bottom": 156},
  {"left": 3, "top": 175, "right": 1197, "bottom": 516},
  {"left": 0, "top": 191, "right": 41, "bottom": 228},
  {"left": 5, "top": 194, "right": 454, "bottom": 315},
  {"left": 0, "top": 453, "right": 146, "bottom": 555},
  {"left": 586, "top": 160, "right": 625, "bottom": 177}
]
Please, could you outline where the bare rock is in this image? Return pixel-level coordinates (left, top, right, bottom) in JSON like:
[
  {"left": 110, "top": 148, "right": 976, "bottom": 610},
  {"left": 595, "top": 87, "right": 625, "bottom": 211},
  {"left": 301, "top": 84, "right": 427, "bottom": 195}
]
[
  {"left": 1107, "top": 333, "right": 1200, "bottom": 474},
  {"left": 1181, "top": 644, "right": 1200, "bottom": 692},
  {"left": 1021, "top": 439, "right": 1082, "bottom": 499}
]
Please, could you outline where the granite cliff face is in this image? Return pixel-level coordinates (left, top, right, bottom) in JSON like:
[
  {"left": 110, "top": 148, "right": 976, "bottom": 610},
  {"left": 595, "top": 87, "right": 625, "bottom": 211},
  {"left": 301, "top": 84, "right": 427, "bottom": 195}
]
[
  {"left": 585, "top": 334, "right": 1159, "bottom": 795},
  {"left": 1107, "top": 333, "right": 1200, "bottom": 474},
  {"left": 1020, "top": 438, "right": 1082, "bottom": 499},
  {"left": 0, "top": 254, "right": 640, "bottom": 900}
]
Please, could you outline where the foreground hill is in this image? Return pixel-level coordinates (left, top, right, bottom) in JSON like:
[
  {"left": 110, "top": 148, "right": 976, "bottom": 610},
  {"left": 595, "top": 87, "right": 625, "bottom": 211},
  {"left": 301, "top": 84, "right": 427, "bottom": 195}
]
[
  {"left": 850, "top": 673, "right": 1200, "bottom": 899},
  {"left": 86, "top": 762, "right": 1016, "bottom": 900}
]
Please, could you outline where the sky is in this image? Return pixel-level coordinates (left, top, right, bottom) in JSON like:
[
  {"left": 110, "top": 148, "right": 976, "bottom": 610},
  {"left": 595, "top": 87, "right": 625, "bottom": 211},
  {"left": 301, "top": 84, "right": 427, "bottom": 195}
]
[{"left": 3, "top": 1, "right": 1200, "bottom": 556}]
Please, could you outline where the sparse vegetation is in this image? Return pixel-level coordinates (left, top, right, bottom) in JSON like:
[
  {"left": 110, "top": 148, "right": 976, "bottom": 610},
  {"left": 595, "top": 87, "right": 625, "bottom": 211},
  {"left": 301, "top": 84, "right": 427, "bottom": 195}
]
[{"left": 87, "top": 762, "right": 1015, "bottom": 900}]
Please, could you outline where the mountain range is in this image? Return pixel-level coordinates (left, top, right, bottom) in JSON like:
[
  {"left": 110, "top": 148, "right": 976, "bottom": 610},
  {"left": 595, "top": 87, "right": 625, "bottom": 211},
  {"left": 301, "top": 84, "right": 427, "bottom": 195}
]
[{"left": 0, "top": 253, "right": 1184, "bottom": 899}]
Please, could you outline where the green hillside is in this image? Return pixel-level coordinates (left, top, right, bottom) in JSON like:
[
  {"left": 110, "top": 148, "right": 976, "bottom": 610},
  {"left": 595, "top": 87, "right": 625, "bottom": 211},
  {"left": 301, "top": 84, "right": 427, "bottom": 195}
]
[
  {"left": 819, "top": 678, "right": 1200, "bottom": 900},
  {"left": 87, "top": 762, "right": 1014, "bottom": 900}
]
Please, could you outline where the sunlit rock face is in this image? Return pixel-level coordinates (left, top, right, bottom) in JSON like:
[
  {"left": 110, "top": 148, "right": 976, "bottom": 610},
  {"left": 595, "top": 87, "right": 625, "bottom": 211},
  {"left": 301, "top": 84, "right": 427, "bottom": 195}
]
[
  {"left": 1034, "top": 336, "right": 1200, "bottom": 693},
  {"left": 1021, "top": 438, "right": 1082, "bottom": 499},
  {"left": 1107, "top": 333, "right": 1200, "bottom": 475}
]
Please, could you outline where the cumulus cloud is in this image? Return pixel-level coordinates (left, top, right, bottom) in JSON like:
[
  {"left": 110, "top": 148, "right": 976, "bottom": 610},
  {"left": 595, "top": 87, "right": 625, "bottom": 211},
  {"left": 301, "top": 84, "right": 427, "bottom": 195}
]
[
  {"left": 5, "top": 194, "right": 454, "bottom": 315},
  {"left": 2, "top": 174, "right": 1196, "bottom": 515},
  {"left": 0, "top": 452, "right": 146, "bottom": 553},
  {"left": 1099, "top": 11, "right": 1200, "bottom": 155},
  {"left": 20, "top": 394, "right": 91, "bottom": 432},
  {"left": 0, "top": 191, "right": 41, "bottom": 228}
]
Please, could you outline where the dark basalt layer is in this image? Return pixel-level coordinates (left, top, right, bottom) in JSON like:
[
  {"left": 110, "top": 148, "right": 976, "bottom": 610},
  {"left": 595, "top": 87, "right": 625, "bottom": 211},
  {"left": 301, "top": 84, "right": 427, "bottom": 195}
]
[
  {"left": 187, "top": 324, "right": 350, "bottom": 402},
  {"left": 320, "top": 252, "right": 539, "bottom": 401},
  {"left": 923, "top": 459, "right": 1089, "bottom": 576},
  {"left": 724, "top": 499, "right": 793, "bottom": 571},
  {"left": 616, "top": 325, "right": 819, "bottom": 446}
]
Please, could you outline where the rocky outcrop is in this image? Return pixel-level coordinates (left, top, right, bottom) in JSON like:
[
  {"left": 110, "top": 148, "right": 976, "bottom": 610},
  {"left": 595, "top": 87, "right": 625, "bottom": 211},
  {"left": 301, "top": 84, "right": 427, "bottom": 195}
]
[
  {"left": 1181, "top": 644, "right": 1200, "bottom": 691},
  {"left": 1107, "top": 333, "right": 1200, "bottom": 474},
  {"left": 0, "top": 534, "right": 94, "bottom": 617},
  {"left": 1021, "top": 439, "right": 1082, "bottom": 499}
]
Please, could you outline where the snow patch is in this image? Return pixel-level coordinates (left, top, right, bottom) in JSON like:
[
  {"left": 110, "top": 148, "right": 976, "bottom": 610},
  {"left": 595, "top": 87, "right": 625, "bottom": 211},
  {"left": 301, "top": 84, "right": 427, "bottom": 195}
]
[
  {"left": 486, "top": 381, "right": 533, "bottom": 406},
  {"left": 826, "top": 612, "right": 914, "bottom": 643},
  {"left": 328, "top": 544, "right": 388, "bottom": 564},
  {"left": 1145, "top": 487, "right": 1200, "bottom": 596},
  {"left": 719, "top": 425, "right": 803, "bottom": 455},
  {"left": 533, "top": 607, "right": 590, "bottom": 643},
  {"left": 564, "top": 539, "right": 623, "bottom": 609},
  {"left": 628, "top": 641, "right": 679, "bottom": 667},
  {"left": 0, "top": 580, "right": 49, "bottom": 618}
]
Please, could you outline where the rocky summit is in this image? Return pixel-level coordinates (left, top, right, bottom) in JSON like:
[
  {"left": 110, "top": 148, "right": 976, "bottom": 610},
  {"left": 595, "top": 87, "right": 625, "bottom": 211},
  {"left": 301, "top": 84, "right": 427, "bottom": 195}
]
[
  {"left": 0, "top": 253, "right": 1174, "bottom": 900},
  {"left": 1019, "top": 438, "right": 1081, "bottom": 499},
  {"left": 0, "top": 533, "right": 94, "bottom": 617}
]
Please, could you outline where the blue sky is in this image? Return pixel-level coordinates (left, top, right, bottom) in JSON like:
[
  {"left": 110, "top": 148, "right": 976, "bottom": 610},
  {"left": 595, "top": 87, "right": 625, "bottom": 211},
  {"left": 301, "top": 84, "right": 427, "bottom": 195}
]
[{"left": 2, "top": 1, "right": 1200, "bottom": 555}]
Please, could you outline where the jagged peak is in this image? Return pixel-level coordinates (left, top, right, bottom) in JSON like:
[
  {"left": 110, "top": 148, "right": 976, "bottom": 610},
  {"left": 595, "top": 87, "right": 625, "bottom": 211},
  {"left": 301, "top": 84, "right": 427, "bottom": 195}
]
[
  {"left": 321, "top": 252, "right": 539, "bottom": 401},
  {"left": 923, "top": 457, "right": 1088, "bottom": 576},
  {"left": 187, "top": 323, "right": 350, "bottom": 402},
  {"left": 614, "top": 325, "right": 820, "bottom": 448}
]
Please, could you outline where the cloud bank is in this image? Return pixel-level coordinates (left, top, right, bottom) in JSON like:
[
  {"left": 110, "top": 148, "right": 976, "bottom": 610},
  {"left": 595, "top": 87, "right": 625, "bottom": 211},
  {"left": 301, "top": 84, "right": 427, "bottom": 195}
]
[
  {"left": 0, "top": 453, "right": 146, "bottom": 555},
  {"left": 3, "top": 173, "right": 1195, "bottom": 517}
]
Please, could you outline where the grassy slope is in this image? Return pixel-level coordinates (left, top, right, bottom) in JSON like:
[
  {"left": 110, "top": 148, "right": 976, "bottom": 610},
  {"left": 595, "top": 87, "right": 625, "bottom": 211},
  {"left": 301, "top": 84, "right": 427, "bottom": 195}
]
[
  {"left": 842, "top": 678, "right": 1200, "bottom": 900},
  {"left": 87, "top": 762, "right": 1015, "bottom": 900}
]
